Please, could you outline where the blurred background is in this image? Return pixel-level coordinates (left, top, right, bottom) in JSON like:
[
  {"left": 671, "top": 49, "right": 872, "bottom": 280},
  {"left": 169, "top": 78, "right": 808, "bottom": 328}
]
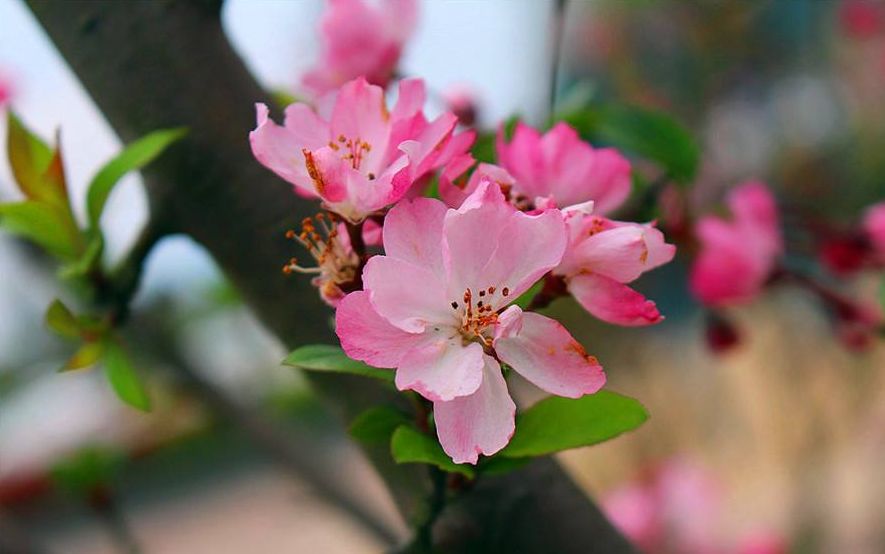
[{"left": 1, "top": 0, "right": 883, "bottom": 552}]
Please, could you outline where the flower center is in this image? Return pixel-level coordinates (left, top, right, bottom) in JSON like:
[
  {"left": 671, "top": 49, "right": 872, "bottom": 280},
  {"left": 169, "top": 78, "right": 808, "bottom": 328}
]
[
  {"left": 282, "top": 212, "right": 359, "bottom": 285},
  {"left": 327, "top": 134, "right": 372, "bottom": 171},
  {"left": 450, "top": 285, "right": 511, "bottom": 345}
]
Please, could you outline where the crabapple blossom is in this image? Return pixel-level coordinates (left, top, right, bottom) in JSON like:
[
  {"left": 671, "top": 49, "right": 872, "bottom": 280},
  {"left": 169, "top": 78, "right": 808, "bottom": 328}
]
[
  {"left": 495, "top": 121, "right": 632, "bottom": 214},
  {"left": 301, "top": 0, "right": 417, "bottom": 97},
  {"left": 335, "top": 182, "right": 606, "bottom": 463},
  {"left": 553, "top": 206, "right": 676, "bottom": 326},
  {"left": 251, "top": 77, "right": 472, "bottom": 222},
  {"left": 690, "top": 182, "right": 782, "bottom": 306},
  {"left": 863, "top": 201, "right": 885, "bottom": 261}
]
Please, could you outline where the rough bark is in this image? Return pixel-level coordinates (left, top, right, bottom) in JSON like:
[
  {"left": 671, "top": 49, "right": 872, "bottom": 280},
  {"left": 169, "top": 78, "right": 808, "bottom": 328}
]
[{"left": 25, "top": 1, "right": 635, "bottom": 552}]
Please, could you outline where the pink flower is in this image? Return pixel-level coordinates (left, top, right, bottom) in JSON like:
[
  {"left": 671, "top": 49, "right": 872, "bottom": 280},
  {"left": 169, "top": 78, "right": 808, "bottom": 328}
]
[
  {"left": 301, "top": 0, "right": 417, "bottom": 97},
  {"left": 554, "top": 207, "right": 676, "bottom": 326},
  {"left": 690, "top": 182, "right": 782, "bottom": 306},
  {"left": 336, "top": 182, "right": 605, "bottom": 463},
  {"left": 495, "top": 122, "right": 632, "bottom": 214},
  {"left": 0, "top": 72, "right": 12, "bottom": 108},
  {"left": 251, "top": 77, "right": 472, "bottom": 222},
  {"left": 863, "top": 201, "right": 885, "bottom": 261}
]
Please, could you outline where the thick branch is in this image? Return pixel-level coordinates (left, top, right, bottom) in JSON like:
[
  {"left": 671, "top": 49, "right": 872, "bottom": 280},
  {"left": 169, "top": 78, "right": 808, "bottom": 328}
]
[{"left": 26, "top": 1, "right": 634, "bottom": 551}]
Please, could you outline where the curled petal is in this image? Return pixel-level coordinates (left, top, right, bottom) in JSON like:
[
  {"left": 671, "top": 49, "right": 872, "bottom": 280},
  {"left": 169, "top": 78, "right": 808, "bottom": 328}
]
[
  {"left": 571, "top": 223, "right": 676, "bottom": 283},
  {"left": 434, "top": 355, "right": 516, "bottom": 464},
  {"left": 493, "top": 308, "right": 606, "bottom": 398},
  {"left": 396, "top": 338, "right": 485, "bottom": 402},
  {"left": 568, "top": 272, "right": 664, "bottom": 326}
]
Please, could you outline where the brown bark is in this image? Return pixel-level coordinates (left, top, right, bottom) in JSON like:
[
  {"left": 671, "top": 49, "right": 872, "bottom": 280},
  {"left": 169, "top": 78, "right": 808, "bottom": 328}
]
[{"left": 25, "top": 1, "right": 635, "bottom": 551}]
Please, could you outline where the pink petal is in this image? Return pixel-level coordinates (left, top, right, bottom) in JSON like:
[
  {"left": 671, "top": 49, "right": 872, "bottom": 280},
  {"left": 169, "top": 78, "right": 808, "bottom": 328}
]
[
  {"left": 382, "top": 197, "right": 448, "bottom": 277},
  {"left": 362, "top": 256, "right": 455, "bottom": 333},
  {"left": 496, "top": 122, "right": 544, "bottom": 191},
  {"left": 434, "top": 355, "right": 516, "bottom": 464},
  {"left": 335, "top": 291, "right": 428, "bottom": 368},
  {"left": 330, "top": 77, "right": 391, "bottom": 172},
  {"left": 443, "top": 182, "right": 567, "bottom": 305},
  {"left": 570, "top": 223, "right": 676, "bottom": 283},
  {"left": 396, "top": 337, "right": 485, "bottom": 401},
  {"left": 250, "top": 103, "right": 327, "bottom": 197},
  {"left": 690, "top": 217, "right": 770, "bottom": 305},
  {"left": 863, "top": 202, "right": 885, "bottom": 258},
  {"left": 568, "top": 272, "right": 664, "bottom": 326},
  {"left": 397, "top": 112, "right": 458, "bottom": 180},
  {"left": 391, "top": 77, "right": 426, "bottom": 121},
  {"left": 493, "top": 308, "right": 605, "bottom": 398}
]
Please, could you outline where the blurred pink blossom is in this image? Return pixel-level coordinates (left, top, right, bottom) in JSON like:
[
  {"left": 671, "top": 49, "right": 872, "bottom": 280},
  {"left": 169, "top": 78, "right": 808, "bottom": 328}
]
[
  {"left": 863, "top": 201, "right": 885, "bottom": 261},
  {"left": 690, "top": 182, "right": 782, "bottom": 306},
  {"left": 302, "top": 0, "right": 417, "bottom": 97}
]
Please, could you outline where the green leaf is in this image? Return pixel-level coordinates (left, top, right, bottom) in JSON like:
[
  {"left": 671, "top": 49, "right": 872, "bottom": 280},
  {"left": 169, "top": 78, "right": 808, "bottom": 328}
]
[
  {"left": 499, "top": 391, "right": 648, "bottom": 458},
  {"left": 514, "top": 279, "right": 544, "bottom": 309},
  {"left": 45, "top": 299, "right": 81, "bottom": 339},
  {"left": 0, "top": 201, "right": 80, "bottom": 259},
  {"left": 6, "top": 111, "right": 53, "bottom": 200},
  {"left": 283, "top": 344, "right": 394, "bottom": 383},
  {"left": 560, "top": 104, "right": 699, "bottom": 185},
  {"left": 59, "top": 233, "right": 104, "bottom": 280},
  {"left": 62, "top": 341, "right": 105, "bottom": 371},
  {"left": 471, "top": 115, "right": 519, "bottom": 164},
  {"left": 477, "top": 455, "right": 531, "bottom": 476},
  {"left": 349, "top": 406, "right": 411, "bottom": 444},
  {"left": 86, "top": 127, "right": 188, "bottom": 227},
  {"left": 50, "top": 446, "right": 124, "bottom": 495},
  {"left": 270, "top": 89, "right": 300, "bottom": 108},
  {"left": 390, "top": 425, "right": 475, "bottom": 478},
  {"left": 102, "top": 340, "right": 151, "bottom": 411}
]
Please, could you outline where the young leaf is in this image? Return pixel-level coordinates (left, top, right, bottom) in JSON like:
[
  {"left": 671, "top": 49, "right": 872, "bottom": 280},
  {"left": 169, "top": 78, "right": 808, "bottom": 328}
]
[
  {"left": 86, "top": 127, "right": 188, "bottom": 227},
  {"left": 59, "top": 234, "right": 104, "bottom": 280},
  {"left": 498, "top": 391, "right": 648, "bottom": 458},
  {"left": 45, "top": 299, "right": 81, "bottom": 339},
  {"left": 349, "top": 406, "right": 411, "bottom": 444},
  {"left": 102, "top": 340, "right": 151, "bottom": 411},
  {"left": 561, "top": 104, "right": 699, "bottom": 185},
  {"left": 283, "top": 344, "right": 394, "bottom": 383},
  {"left": 62, "top": 341, "right": 105, "bottom": 372},
  {"left": 0, "top": 201, "right": 80, "bottom": 259},
  {"left": 390, "top": 425, "right": 475, "bottom": 478},
  {"left": 6, "top": 111, "right": 53, "bottom": 200}
]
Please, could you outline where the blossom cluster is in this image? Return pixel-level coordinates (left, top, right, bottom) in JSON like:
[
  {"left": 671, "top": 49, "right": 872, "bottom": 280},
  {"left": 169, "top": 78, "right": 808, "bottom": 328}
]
[{"left": 251, "top": 73, "right": 675, "bottom": 463}]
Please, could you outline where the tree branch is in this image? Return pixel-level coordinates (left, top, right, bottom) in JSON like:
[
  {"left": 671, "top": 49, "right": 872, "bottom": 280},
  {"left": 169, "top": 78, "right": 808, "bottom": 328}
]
[{"left": 26, "top": 1, "right": 635, "bottom": 551}]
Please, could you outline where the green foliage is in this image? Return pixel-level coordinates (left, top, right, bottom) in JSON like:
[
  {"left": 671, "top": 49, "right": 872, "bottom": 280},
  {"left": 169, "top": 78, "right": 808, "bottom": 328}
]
[
  {"left": 103, "top": 339, "right": 151, "bottom": 412},
  {"left": 390, "top": 425, "right": 475, "bottom": 478},
  {"left": 45, "top": 299, "right": 82, "bottom": 339},
  {"left": 498, "top": 391, "right": 648, "bottom": 458},
  {"left": 514, "top": 279, "right": 544, "bottom": 309},
  {"left": 6, "top": 111, "right": 54, "bottom": 202},
  {"left": 86, "top": 127, "right": 187, "bottom": 227},
  {"left": 471, "top": 116, "right": 519, "bottom": 164},
  {"left": 50, "top": 446, "right": 124, "bottom": 496},
  {"left": 349, "top": 406, "right": 411, "bottom": 444},
  {"left": 880, "top": 276, "right": 885, "bottom": 314},
  {"left": 0, "top": 201, "right": 80, "bottom": 259},
  {"left": 62, "top": 341, "right": 105, "bottom": 372},
  {"left": 477, "top": 455, "right": 531, "bottom": 476},
  {"left": 283, "top": 344, "right": 395, "bottom": 383},
  {"left": 559, "top": 104, "right": 700, "bottom": 185}
]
